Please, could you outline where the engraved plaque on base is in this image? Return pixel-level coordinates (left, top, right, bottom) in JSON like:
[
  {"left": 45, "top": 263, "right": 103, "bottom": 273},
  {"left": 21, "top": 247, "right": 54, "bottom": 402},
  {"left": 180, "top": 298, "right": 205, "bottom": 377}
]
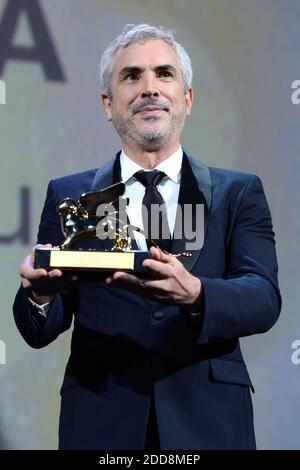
[{"left": 34, "top": 247, "right": 149, "bottom": 273}]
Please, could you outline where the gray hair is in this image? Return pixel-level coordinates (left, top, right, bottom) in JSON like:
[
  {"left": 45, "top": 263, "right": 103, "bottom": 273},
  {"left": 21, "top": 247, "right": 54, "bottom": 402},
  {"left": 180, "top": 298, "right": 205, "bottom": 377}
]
[{"left": 99, "top": 23, "right": 193, "bottom": 100}]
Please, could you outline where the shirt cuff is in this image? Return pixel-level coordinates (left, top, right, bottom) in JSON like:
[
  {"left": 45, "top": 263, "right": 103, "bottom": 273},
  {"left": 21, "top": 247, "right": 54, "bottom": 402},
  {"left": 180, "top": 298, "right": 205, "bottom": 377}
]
[{"left": 28, "top": 297, "right": 51, "bottom": 317}]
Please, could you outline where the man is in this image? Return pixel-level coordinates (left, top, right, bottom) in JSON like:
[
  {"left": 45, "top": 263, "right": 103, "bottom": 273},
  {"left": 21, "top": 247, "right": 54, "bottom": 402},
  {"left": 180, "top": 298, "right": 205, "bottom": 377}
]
[{"left": 13, "top": 24, "right": 281, "bottom": 450}]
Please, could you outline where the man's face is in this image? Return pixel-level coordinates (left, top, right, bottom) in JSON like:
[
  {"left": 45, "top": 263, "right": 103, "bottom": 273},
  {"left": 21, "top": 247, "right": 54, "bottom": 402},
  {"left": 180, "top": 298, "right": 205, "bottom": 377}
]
[{"left": 102, "top": 39, "right": 193, "bottom": 152}]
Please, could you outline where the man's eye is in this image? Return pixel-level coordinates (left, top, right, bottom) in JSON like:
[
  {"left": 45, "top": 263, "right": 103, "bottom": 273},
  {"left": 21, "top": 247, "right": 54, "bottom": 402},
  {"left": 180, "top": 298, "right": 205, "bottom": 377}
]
[
  {"left": 125, "top": 73, "right": 138, "bottom": 80},
  {"left": 158, "top": 70, "right": 173, "bottom": 78}
]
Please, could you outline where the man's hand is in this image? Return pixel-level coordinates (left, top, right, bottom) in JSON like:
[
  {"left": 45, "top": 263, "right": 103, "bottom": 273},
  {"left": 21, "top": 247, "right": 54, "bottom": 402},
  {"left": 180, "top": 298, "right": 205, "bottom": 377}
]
[
  {"left": 19, "top": 244, "right": 79, "bottom": 305},
  {"left": 106, "top": 246, "right": 202, "bottom": 308}
]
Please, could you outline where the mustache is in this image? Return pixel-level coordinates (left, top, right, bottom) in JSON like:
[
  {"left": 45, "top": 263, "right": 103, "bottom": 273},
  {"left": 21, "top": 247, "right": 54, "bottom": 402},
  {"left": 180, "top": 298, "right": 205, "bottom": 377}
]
[{"left": 132, "top": 98, "right": 169, "bottom": 114}]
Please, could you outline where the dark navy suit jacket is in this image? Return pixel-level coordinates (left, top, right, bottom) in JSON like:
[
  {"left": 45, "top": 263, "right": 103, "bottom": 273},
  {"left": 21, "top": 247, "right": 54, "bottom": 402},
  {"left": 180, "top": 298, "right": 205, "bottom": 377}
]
[{"left": 13, "top": 151, "right": 281, "bottom": 450}]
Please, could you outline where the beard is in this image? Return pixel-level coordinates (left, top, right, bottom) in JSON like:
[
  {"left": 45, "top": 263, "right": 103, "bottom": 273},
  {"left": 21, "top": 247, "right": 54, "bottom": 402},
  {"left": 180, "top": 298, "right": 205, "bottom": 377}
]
[
  {"left": 111, "top": 99, "right": 186, "bottom": 151},
  {"left": 126, "top": 118, "right": 169, "bottom": 149}
]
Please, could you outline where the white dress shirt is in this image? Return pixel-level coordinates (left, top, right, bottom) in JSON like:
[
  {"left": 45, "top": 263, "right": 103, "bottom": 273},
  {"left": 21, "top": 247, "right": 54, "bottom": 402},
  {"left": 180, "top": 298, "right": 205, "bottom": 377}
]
[{"left": 121, "top": 146, "right": 183, "bottom": 250}]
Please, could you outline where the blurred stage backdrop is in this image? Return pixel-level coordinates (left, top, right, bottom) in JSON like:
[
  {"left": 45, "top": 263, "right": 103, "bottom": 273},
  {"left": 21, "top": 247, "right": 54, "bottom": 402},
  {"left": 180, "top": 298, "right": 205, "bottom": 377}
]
[{"left": 0, "top": 0, "right": 299, "bottom": 449}]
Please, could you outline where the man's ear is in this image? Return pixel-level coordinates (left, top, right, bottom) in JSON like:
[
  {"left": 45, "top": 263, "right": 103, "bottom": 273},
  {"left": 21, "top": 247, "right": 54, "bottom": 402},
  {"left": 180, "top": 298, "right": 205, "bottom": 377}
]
[
  {"left": 101, "top": 92, "right": 112, "bottom": 121},
  {"left": 185, "top": 87, "right": 193, "bottom": 117}
]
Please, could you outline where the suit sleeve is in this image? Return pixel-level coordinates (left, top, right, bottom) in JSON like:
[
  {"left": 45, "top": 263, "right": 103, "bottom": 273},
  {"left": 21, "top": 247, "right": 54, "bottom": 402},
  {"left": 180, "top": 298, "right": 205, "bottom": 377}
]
[
  {"left": 196, "top": 175, "right": 281, "bottom": 343},
  {"left": 13, "top": 180, "right": 77, "bottom": 348}
]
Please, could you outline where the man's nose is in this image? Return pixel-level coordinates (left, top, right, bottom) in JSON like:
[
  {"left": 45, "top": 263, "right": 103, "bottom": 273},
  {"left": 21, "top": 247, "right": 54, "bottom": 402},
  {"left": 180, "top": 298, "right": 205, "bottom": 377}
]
[{"left": 140, "top": 73, "right": 159, "bottom": 98}]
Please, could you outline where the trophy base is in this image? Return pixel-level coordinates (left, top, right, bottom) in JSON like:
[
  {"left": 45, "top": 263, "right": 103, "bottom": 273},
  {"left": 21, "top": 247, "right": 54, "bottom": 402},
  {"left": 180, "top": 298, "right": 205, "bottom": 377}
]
[{"left": 34, "top": 247, "right": 150, "bottom": 273}]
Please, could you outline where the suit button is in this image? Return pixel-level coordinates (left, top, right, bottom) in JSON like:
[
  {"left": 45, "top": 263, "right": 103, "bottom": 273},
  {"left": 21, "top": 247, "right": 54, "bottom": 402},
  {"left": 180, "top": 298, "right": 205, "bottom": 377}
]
[{"left": 152, "top": 311, "right": 164, "bottom": 320}]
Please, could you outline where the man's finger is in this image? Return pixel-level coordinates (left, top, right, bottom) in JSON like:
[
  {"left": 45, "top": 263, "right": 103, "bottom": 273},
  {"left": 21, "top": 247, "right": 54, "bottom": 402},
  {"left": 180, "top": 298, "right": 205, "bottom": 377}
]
[
  {"left": 48, "top": 269, "right": 63, "bottom": 279},
  {"left": 20, "top": 267, "right": 48, "bottom": 279},
  {"left": 112, "top": 271, "right": 140, "bottom": 286},
  {"left": 139, "top": 278, "right": 170, "bottom": 293},
  {"left": 149, "top": 246, "right": 172, "bottom": 262},
  {"left": 142, "top": 258, "right": 172, "bottom": 276}
]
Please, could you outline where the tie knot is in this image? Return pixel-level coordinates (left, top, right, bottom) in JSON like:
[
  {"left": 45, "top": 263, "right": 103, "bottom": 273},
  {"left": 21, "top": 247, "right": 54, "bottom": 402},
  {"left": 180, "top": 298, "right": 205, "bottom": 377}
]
[{"left": 134, "top": 170, "right": 166, "bottom": 188}]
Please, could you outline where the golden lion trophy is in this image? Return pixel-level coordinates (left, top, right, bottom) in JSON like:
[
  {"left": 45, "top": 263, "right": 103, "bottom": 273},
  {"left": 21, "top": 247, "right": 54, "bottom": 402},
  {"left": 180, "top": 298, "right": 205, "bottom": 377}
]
[{"left": 34, "top": 182, "right": 150, "bottom": 273}]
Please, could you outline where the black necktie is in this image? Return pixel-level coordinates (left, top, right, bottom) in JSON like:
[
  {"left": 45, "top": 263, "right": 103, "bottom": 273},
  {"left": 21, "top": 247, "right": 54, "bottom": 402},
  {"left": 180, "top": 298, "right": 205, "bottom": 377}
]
[{"left": 134, "top": 170, "right": 171, "bottom": 252}]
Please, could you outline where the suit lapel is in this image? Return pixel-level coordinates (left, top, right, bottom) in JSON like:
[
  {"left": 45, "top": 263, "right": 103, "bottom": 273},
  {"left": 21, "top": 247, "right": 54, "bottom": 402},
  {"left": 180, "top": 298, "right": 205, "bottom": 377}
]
[
  {"left": 91, "top": 151, "right": 121, "bottom": 191},
  {"left": 171, "top": 151, "right": 212, "bottom": 272}
]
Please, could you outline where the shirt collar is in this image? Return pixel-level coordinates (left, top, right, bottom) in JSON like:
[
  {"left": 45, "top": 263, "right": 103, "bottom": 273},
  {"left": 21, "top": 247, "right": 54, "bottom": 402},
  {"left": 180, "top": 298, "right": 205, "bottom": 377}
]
[{"left": 120, "top": 146, "right": 183, "bottom": 184}]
